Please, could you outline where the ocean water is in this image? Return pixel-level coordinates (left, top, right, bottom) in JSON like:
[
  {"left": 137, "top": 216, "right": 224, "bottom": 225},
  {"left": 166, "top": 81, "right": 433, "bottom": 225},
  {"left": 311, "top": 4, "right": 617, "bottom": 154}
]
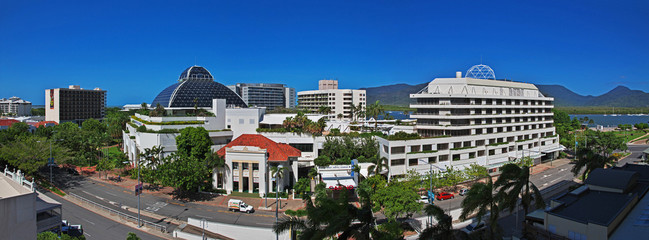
[
  {"left": 569, "top": 114, "right": 649, "bottom": 127},
  {"left": 382, "top": 112, "right": 649, "bottom": 127}
]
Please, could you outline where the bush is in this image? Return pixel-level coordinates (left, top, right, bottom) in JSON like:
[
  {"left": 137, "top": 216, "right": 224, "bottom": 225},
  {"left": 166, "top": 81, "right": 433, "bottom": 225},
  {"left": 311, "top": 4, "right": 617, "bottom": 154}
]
[
  {"left": 267, "top": 192, "right": 289, "bottom": 198},
  {"left": 314, "top": 155, "right": 332, "bottom": 167}
]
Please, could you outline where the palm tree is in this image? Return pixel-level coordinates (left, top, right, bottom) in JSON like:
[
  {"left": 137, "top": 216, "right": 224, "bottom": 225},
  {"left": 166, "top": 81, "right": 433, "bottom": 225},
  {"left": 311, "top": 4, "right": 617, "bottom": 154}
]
[
  {"left": 420, "top": 204, "right": 468, "bottom": 240},
  {"left": 572, "top": 148, "right": 618, "bottom": 181},
  {"left": 460, "top": 178, "right": 502, "bottom": 239},
  {"left": 367, "top": 157, "right": 389, "bottom": 177},
  {"left": 337, "top": 113, "right": 343, "bottom": 120},
  {"left": 355, "top": 103, "right": 365, "bottom": 121},
  {"left": 366, "top": 100, "right": 385, "bottom": 130},
  {"left": 495, "top": 163, "right": 545, "bottom": 235},
  {"left": 318, "top": 106, "right": 331, "bottom": 115},
  {"left": 270, "top": 165, "right": 286, "bottom": 192}
]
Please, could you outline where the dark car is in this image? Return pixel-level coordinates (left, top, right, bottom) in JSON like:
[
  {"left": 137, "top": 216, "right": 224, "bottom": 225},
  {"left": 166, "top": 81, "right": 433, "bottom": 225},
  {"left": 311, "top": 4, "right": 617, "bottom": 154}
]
[{"left": 436, "top": 192, "right": 455, "bottom": 200}]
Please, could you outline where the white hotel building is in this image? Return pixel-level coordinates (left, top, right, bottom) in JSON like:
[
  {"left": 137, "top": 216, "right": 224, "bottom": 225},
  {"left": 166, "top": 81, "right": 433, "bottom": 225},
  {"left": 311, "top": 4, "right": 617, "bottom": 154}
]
[
  {"left": 378, "top": 65, "right": 563, "bottom": 179},
  {"left": 298, "top": 80, "right": 366, "bottom": 121}
]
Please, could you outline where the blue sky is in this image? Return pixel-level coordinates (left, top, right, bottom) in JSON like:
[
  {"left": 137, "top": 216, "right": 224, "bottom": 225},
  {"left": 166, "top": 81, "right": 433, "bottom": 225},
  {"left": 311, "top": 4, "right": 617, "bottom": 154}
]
[{"left": 1, "top": 0, "right": 648, "bottom": 106}]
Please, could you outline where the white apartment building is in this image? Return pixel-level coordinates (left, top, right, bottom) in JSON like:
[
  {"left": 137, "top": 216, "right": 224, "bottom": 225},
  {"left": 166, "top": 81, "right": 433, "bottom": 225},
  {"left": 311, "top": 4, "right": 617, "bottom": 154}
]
[
  {"left": 0, "top": 97, "right": 32, "bottom": 116},
  {"left": 378, "top": 65, "right": 563, "bottom": 179},
  {"left": 298, "top": 80, "right": 366, "bottom": 121}
]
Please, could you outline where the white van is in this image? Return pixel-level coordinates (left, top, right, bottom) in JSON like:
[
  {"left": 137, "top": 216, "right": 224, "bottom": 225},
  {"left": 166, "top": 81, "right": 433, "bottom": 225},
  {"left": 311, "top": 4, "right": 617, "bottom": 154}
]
[{"left": 228, "top": 199, "right": 254, "bottom": 213}]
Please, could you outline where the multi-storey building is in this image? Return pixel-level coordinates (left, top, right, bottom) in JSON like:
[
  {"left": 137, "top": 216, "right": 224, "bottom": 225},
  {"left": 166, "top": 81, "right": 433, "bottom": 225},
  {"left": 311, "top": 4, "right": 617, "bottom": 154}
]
[
  {"left": 228, "top": 83, "right": 296, "bottom": 110},
  {"left": 0, "top": 96, "right": 32, "bottom": 116},
  {"left": 297, "top": 80, "right": 366, "bottom": 121},
  {"left": 377, "top": 65, "right": 563, "bottom": 179},
  {"left": 45, "top": 85, "right": 106, "bottom": 125}
]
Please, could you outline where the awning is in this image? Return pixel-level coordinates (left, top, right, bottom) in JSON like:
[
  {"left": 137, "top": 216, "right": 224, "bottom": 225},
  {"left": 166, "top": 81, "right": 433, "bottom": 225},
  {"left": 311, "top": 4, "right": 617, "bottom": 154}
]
[{"left": 541, "top": 145, "right": 566, "bottom": 153}]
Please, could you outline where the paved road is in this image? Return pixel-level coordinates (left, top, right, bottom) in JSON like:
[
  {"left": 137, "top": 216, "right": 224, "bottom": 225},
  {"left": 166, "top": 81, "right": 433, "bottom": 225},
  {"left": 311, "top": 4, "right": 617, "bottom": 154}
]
[
  {"left": 618, "top": 144, "right": 648, "bottom": 166},
  {"left": 42, "top": 190, "right": 161, "bottom": 240},
  {"left": 52, "top": 169, "right": 279, "bottom": 229}
]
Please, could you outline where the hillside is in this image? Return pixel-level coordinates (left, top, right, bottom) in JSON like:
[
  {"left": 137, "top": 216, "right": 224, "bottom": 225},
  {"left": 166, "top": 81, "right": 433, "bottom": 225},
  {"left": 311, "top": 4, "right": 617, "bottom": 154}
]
[{"left": 364, "top": 82, "right": 649, "bottom": 108}]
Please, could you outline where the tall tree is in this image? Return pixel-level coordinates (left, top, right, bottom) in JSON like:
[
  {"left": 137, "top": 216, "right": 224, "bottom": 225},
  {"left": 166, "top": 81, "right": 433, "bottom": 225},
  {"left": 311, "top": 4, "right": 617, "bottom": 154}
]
[
  {"left": 460, "top": 178, "right": 502, "bottom": 239},
  {"left": 367, "top": 157, "right": 389, "bottom": 177},
  {"left": 420, "top": 204, "right": 468, "bottom": 240},
  {"left": 495, "top": 163, "right": 545, "bottom": 235},
  {"left": 176, "top": 127, "right": 212, "bottom": 160},
  {"left": 366, "top": 100, "right": 385, "bottom": 130},
  {"left": 572, "top": 148, "right": 618, "bottom": 180}
]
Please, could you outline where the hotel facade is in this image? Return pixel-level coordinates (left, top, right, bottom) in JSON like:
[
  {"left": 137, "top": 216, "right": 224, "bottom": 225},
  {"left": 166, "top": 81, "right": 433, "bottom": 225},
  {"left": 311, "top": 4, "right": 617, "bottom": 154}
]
[
  {"left": 378, "top": 65, "right": 563, "bottom": 179},
  {"left": 297, "top": 80, "right": 366, "bottom": 121}
]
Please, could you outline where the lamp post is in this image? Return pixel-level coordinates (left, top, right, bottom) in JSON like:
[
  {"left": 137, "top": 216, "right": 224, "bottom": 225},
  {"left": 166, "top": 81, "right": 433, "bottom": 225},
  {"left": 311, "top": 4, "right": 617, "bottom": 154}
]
[{"left": 275, "top": 164, "right": 283, "bottom": 240}]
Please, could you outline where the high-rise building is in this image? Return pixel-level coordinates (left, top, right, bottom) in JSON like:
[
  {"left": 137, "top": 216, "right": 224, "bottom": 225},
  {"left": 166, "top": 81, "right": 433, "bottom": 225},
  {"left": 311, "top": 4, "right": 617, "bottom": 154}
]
[
  {"left": 377, "top": 65, "right": 562, "bottom": 179},
  {"left": 0, "top": 96, "right": 32, "bottom": 116},
  {"left": 45, "top": 85, "right": 106, "bottom": 125},
  {"left": 227, "top": 83, "right": 295, "bottom": 110},
  {"left": 297, "top": 80, "right": 366, "bottom": 121}
]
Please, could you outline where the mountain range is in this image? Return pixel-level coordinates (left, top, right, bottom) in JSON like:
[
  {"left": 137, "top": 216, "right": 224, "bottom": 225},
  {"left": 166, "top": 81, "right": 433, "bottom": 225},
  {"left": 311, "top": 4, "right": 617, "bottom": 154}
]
[{"left": 361, "top": 83, "right": 649, "bottom": 108}]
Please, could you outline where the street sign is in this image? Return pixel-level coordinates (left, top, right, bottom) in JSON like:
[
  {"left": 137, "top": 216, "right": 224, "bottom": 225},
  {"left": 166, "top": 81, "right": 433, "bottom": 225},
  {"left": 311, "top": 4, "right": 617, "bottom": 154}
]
[
  {"left": 427, "top": 190, "right": 435, "bottom": 204},
  {"left": 135, "top": 183, "right": 143, "bottom": 196}
]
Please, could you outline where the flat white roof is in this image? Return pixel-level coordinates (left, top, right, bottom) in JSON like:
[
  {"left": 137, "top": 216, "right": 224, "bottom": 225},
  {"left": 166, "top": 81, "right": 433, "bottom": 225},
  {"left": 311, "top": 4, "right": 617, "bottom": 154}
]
[
  {"left": 260, "top": 114, "right": 326, "bottom": 125},
  {"left": 0, "top": 174, "right": 32, "bottom": 198}
]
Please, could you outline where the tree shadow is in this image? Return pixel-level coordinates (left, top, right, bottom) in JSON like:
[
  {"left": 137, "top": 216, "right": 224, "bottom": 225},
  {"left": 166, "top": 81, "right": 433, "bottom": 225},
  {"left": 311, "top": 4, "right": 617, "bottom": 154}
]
[{"left": 169, "top": 189, "right": 218, "bottom": 202}]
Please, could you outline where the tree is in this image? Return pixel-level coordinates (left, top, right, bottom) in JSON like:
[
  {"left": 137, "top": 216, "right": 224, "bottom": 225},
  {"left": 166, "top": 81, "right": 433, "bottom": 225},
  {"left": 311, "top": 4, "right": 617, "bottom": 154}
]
[
  {"left": 126, "top": 232, "right": 141, "bottom": 240},
  {"left": 271, "top": 165, "right": 286, "bottom": 192},
  {"left": 367, "top": 157, "right": 389, "bottom": 177},
  {"left": 442, "top": 166, "right": 466, "bottom": 191},
  {"left": 96, "top": 157, "right": 114, "bottom": 179},
  {"left": 157, "top": 154, "right": 211, "bottom": 194},
  {"left": 366, "top": 100, "right": 385, "bottom": 130},
  {"left": 495, "top": 163, "right": 545, "bottom": 235},
  {"left": 0, "top": 136, "right": 71, "bottom": 175},
  {"left": 176, "top": 127, "right": 212, "bottom": 160},
  {"left": 337, "top": 113, "right": 343, "bottom": 120},
  {"left": 294, "top": 177, "right": 311, "bottom": 194},
  {"left": 420, "top": 204, "right": 468, "bottom": 240},
  {"left": 459, "top": 178, "right": 503, "bottom": 239},
  {"left": 373, "top": 181, "right": 421, "bottom": 219},
  {"left": 318, "top": 105, "right": 331, "bottom": 115},
  {"left": 314, "top": 155, "right": 331, "bottom": 167},
  {"left": 463, "top": 163, "right": 489, "bottom": 183},
  {"left": 572, "top": 148, "right": 618, "bottom": 181}
]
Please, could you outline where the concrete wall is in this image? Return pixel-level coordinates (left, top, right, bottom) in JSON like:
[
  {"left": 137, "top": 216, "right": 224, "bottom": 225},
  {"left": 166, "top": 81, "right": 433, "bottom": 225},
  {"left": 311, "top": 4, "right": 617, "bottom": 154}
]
[
  {"left": 0, "top": 191, "right": 37, "bottom": 240},
  {"left": 226, "top": 108, "right": 264, "bottom": 139},
  {"left": 185, "top": 217, "right": 290, "bottom": 240}
]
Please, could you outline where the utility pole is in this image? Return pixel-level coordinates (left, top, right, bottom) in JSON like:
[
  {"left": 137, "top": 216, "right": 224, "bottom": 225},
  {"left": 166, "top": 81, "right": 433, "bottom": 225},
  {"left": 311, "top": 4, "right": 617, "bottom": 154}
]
[{"left": 137, "top": 158, "right": 141, "bottom": 228}]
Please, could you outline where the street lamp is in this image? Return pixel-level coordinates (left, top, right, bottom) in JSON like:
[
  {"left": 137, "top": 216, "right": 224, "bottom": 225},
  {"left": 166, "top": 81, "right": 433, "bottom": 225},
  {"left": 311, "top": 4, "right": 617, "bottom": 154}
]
[
  {"left": 39, "top": 139, "right": 63, "bottom": 184},
  {"left": 275, "top": 164, "right": 283, "bottom": 240}
]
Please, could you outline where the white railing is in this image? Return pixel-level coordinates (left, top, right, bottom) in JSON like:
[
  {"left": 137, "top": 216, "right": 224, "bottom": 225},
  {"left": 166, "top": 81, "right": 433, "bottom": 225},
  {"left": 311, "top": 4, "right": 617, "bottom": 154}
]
[
  {"left": 68, "top": 192, "right": 167, "bottom": 233},
  {"left": 3, "top": 166, "right": 34, "bottom": 191}
]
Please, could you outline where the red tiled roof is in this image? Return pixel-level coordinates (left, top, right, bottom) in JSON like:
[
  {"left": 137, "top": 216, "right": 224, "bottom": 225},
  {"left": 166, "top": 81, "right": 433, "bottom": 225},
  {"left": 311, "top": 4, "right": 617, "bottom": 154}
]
[
  {"left": 217, "top": 134, "right": 301, "bottom": 161},
  {"left": 0, "top": 119, "right": 19, "bottom": 126},
  {"left": 28, "top": 121, "right": 59, "bottom": 128}
]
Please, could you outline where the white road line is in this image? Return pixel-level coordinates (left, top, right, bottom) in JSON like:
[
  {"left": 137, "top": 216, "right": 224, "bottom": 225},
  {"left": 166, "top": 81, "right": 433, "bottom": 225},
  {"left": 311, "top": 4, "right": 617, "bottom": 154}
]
[
  {"left": 105, "top": 191, "right": 117, "bottom": 197},
  {"left": 84, "top": 233, "right": 92, "bottom": 237},
  {"left": 256, "top": 222, "right": 275, "bottom": 226},
  {"left": 195, "top": 215, "right": 213, "bottom": 219},
  {"left": 84, "top": 219, "right": 96, "bottom": 225}
]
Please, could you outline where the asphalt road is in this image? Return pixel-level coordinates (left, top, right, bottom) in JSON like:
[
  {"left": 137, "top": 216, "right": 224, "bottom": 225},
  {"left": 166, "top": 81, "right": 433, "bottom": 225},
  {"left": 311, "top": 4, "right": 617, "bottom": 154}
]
[
  {"left": 617, "top": 144, "right": 648, "bottom": 166},
  {"left": 42, "top": 190, "right": 161, "bottom": 240},
  {"left": 52, "top": 169, "right": 279, "bottom": 230}
]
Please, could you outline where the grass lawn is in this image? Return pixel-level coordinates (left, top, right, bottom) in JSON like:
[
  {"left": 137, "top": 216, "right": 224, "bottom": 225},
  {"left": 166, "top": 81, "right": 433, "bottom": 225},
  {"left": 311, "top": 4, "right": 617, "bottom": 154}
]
[
  {"left": 613, "top": 130, "right": 647, "bottom": 141},
  {"left": 229, "top": 191, "right": 261, "bottom": 198}
]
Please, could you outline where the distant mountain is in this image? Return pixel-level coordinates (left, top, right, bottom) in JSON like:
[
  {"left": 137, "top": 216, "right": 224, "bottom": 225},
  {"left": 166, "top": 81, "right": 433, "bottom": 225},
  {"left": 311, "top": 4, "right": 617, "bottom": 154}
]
[
  {"left": 364, "top": 82, "right": 649, "bottom": 108},
  {"left": 361, "top": 83, "right": 427, "bottom": 106}
]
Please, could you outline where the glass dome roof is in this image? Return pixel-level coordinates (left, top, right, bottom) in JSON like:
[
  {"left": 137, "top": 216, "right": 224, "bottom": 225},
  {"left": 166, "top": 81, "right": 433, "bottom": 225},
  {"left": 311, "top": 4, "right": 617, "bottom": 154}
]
[
  {"left": 152, "top": 66, "right": 247, "bottom": 108},
  {"left": 465, "top": 64, "right": 496, "bottom": 80}
]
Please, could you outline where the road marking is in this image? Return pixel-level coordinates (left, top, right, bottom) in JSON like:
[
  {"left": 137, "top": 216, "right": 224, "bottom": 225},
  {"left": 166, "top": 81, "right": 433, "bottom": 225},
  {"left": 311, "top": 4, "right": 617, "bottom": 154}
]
[
  {"left": 167, "top": 201, "right": 186, "bottom": 207},
  {"left": 195, "top": 215, "right": 213, "bottom": 219},
  {"left": 84, "top": 233, "right": 92, "bottom": 237},
  {"left": 83, "top": 219, "right": 96, "bottom": 225},
  {"left": 560, "top": 168, "right": 566, "bottom": 172},
  {"left": 256, "top": 222, "right": 274, "bottom": 226},
  {"left": 104, "top": 191, "right": 117, "bottom": 197}
]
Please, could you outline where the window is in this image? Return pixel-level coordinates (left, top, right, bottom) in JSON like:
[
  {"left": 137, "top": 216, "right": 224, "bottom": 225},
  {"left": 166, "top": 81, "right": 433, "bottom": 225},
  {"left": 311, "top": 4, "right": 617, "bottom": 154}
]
[
  {"left": 239, "top": 119, "right": 244, "bottom": 124},
  {"left": 249, "top": 119, "right": 255, "bottom": 124},
  {"left": 409, "top": 158, "right": 419, "bottom": 166},
  {"left": 253, "top": 163, "right": 259, "bottom": 170},
  {"left": 391, "top": 146, "right": 405, "bottom": 154},
  {"left": 439, "top": 155, "right": 449, "bottom": 161},
  {"left": 391, "top": 159, "right": 405, "bottom": 166},
  {"left": 428, "top": 157, "right": 436, "bottom": 163},
  {"left": 489, "top": 150, "right": 495, "bottom": 156},
  {"left": 452, "top": 154, "right": 460, "bottom": 161}
]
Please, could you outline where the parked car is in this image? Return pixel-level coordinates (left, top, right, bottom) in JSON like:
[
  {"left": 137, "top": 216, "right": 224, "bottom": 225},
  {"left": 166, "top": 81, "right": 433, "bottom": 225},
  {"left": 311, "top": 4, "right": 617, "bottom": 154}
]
[
  {"left": 418, "top": 195, "right": 432, "bottom": 204},
  {"left": 459, "top": 188, "right": 469, "bottom": 196},
  {"left": 461, "top": 221, "right": 486, "bottom": 234},
  {"left": 436, "top": 192, "right": 455, "bottom": 200},
  {"left": 228, "top": 199, "right": 254, "bottom": 213},
  {"left": 60, "top": 220, "right": 83, "bottom": 237}
]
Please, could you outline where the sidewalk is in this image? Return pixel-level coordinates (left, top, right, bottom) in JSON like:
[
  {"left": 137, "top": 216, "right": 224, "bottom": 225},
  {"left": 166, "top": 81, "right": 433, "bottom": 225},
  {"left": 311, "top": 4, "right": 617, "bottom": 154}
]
[{"left": 90, "top": 171, "right": 306, "bottom": 212}]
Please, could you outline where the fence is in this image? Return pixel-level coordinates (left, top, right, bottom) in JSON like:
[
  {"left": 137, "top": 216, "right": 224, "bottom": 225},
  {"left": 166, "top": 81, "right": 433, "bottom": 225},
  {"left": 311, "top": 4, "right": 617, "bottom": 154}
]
[{"left": 68, "top": 192, "right": 167, "bottom": 233}]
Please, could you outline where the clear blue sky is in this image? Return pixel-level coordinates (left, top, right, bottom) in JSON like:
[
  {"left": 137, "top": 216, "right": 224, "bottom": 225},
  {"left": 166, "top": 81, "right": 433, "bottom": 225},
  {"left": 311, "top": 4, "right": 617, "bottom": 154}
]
[{"left": 1, "top": 0, "right": 648, "bottom": 106}]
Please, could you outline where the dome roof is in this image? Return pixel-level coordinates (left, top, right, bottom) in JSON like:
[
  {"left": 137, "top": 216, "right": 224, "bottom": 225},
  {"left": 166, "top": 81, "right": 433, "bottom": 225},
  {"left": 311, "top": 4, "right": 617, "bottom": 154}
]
[
  {"left": 152, "top": 66, "right": 247, "bottom": 108},
  {"left": 465, "top": 64, "right": 496, "bottom": 79}
]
